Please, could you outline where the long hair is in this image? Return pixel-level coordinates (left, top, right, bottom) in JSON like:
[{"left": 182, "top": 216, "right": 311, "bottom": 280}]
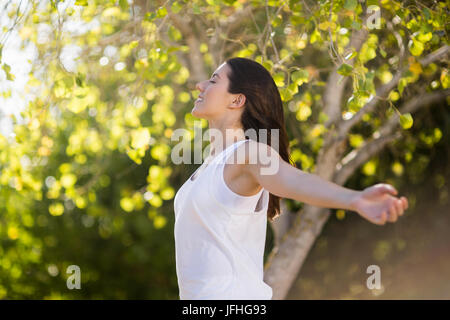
[{"left": 225, "top": 57, "right": 296, "bottom": 222}]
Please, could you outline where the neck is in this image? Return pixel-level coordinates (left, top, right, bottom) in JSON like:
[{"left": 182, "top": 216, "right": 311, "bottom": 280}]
[{"left": 207, "top": 122, "right": 246, "bottom": 158}]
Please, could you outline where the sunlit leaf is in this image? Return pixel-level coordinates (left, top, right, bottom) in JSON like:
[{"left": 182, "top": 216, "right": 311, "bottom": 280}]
[
  {"left": 337, "top": 63, "right": 353, "bottom": 76},
  {"left": 131, "top": 128, "right": 150, "bottom": 149},
  {"left": 399, "top": 113, "right": 413, "bottom": 129},
  {"left": 344, "top": 0, "right": 357, "bottom": 11},
  {"left": 49, "top": 203, "right": 64, "bottom": 216}
]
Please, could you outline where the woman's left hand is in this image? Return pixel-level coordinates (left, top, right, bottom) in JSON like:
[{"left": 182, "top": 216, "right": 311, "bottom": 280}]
[{"left": 350, "top": 183, "right": 409, "bottom": 226}]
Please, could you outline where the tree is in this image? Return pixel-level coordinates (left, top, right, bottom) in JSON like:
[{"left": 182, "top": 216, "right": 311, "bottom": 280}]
[{"left": 0, "top": 0, "right": 448, "bottom": 299}]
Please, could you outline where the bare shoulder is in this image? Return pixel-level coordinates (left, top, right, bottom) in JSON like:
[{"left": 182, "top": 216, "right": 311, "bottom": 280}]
[
  {"left": 236, "top": 139, "right": 280, "bottom": 165},
  {"left": 234, "top": 139, "right": 281, "bottom": 182}
]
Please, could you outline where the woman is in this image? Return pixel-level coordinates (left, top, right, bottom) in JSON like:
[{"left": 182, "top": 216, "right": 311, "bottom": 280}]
[{"left": 173, "top": 57, "right": 408, "bottom": 300}]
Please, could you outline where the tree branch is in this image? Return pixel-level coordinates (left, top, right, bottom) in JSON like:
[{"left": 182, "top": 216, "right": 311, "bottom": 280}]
[
  {"left": 210, "top": 5, "right": 256, "bottom": 67},
  {"left": 334, "top": 88, "right": 450, "bottom": 185},
  {"left": 218, "top": 4, "right": 254, "bottom": 35},
  {"left": 419, "top": 44, "right": 450, "bottom": 66},
  {"left": 167, "top": 7, "right": 208, "bottom": 82},
  {"left": 322, "top": 14, "right": 370, "bottom": 130},
  {"left": 265, "top": 87, "right": 449, "bottom": 300},
  {"left": 337, "top": 45, "right": 449, "bottom": 140},
  {"left": 333, "top": 132, "right": 402, "bottom": 185},
  {"left": 260, "top": 0, "right": 287, "bottom": 61},
  {"left": 379, "top": 88, "right": 450, "bottom": 136}
]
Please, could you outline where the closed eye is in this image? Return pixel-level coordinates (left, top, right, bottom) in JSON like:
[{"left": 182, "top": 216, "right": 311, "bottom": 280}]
[{"left": 209, "top": 80, "right": 216, "bottom": 83}]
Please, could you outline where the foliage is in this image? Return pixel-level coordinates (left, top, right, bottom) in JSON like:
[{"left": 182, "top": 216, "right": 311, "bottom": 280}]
[{"left": 0, "top": 0, "right": 448, "bottom": 298}]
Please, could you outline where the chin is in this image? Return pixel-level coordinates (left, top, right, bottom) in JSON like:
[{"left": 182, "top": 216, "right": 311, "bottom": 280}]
[{"left": 191, "top": 106, "right": 208, "bottom": 119}]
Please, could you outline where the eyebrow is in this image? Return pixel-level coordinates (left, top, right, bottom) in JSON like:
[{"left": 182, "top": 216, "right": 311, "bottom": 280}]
[{"left": 211, "top": 73, "right": 220, "bottom": 79}]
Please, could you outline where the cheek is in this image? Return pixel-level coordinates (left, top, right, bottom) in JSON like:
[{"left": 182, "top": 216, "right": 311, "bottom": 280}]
[{"left": 209, "top": 86, "right": 227, "bottom": 102}]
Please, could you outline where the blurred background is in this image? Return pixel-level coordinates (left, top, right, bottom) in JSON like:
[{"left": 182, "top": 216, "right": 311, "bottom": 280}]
[{"left": 0, "top": 0, "right": 448, "bottom": 299}]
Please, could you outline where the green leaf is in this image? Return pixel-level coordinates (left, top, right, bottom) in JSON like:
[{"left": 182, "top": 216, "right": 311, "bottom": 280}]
[
  {"left": 273, "top": 72, "right": 285, "bottom": 87},
  {"left": 156, "top": 6, "right": 167, "bottom": 18},
  {"left": 417, "top": 32, "right": 432, "bottom": 43},
  {"left": 337, "top": 63, "right": 353, "bottom": 76},
  {"left": 344, "top": 0, "right": 357, "bottom": 11},
  {"left": 49, "top": 203, "right": 64, "bottom": 216},
  {"left": 291, "top": 69, "right": 309, "bottom": 86},
  {"left": 398, "top": 78, "right": 407, "bottom": 95},
  {"left": 408, "top": 39, "right": 424, "bottom": 56},
  {"left": 360, "top": 47, "right": 376, "bottom": 63},
  {"left": 2, "top": 63, "right": 14, "bottom": 81},
  {"left": 399, "top": 113, "right": 413, "bottom": 129},
  {"left": 75, "top": 0, "right": 88, "bottom": 6},
  {"left": 127, "top": 149, "right": 142, "bottom": 164},
  {"left": 119, "top": 0, "right": 128, "bottom": 11},
  {"left": 50, "top": 0, "right": 59, "bottom": 10},
  {"left": 75, "top": 73, "right": 85, "bottom": 87},
  {"left": 288, "top": 82, "right": 299, "bottom": 95},
  {"left": 120, "top": 197, "right": 134, "bottom": 212},
  {"left": 423, "top": 8, "right": 431, "bottom": 21},
  {"left": 279, "top": 87, "right": 293, "bottom": 102},
  {"left": 261, "top": 60, "right": 273, "bottom": 72},
  {"left": 145, "top": 12, "right": 156, "bottom": 21},
  {"left": 131, "top": 128, "right": 150, "bottom": 149},
  {"left": 290, "top": 15, "right": 305, "bottom": 26},
  {"left": 347, "top": 94, "right": 362, "bottom": 113},
  {"left": 172, "top": 1, "right": 183, "bottom": 13}
]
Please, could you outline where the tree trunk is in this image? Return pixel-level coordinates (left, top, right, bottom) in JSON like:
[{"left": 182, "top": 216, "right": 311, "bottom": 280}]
[{"left": 264, "top": 137, "right": 346, "bottom": 299}]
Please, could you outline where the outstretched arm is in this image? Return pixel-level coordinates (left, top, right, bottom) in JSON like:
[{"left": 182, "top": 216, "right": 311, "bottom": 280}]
[{"left": 243, "top": 141, "right": 408, "bottom": 225}]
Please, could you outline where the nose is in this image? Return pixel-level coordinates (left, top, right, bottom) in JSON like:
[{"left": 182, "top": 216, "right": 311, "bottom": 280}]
[{"left": 195, "top": 81, "right": 204, "bottom": 92}]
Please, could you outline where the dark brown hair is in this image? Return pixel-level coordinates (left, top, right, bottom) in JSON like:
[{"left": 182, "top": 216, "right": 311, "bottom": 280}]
[{"left": 225, "top": 57, "right": 296, "bottom": 222}]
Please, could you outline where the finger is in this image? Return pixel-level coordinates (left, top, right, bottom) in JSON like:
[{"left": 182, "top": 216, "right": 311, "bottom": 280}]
[
  {"left": 400, "top": 197, "right": 406, "bottom": 210},
  {"left": 395, "top": 199, "right": 404, "bottom": 217},
  {"left": 388, "top": 212, "right": 398, "bottom": 222},
  {"left": 381, "top": 183, "right": 398, "bottom": 196},
  {"left": 401, "top": 197, "right": 408, "bottom": 210},
  {"left": 379, "top": 211, "right": 387, "bottom": 225},
  {"left": 388, "top": 204, "right": 398, "bottom": 222}
]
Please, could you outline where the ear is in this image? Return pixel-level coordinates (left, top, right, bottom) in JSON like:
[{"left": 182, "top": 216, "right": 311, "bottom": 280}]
[{"left": 230, "top": 93, "right": 246, "bottom": 108}]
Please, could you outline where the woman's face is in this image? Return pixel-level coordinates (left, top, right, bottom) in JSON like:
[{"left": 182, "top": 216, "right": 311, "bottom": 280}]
[{"left": 193, "top": 62, "right": 240, "bottom": 119}]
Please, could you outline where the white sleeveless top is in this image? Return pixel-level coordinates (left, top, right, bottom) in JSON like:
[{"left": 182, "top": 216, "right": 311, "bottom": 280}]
[{"left": 173, "top": 139, "right": 273, "bottom": 300}]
